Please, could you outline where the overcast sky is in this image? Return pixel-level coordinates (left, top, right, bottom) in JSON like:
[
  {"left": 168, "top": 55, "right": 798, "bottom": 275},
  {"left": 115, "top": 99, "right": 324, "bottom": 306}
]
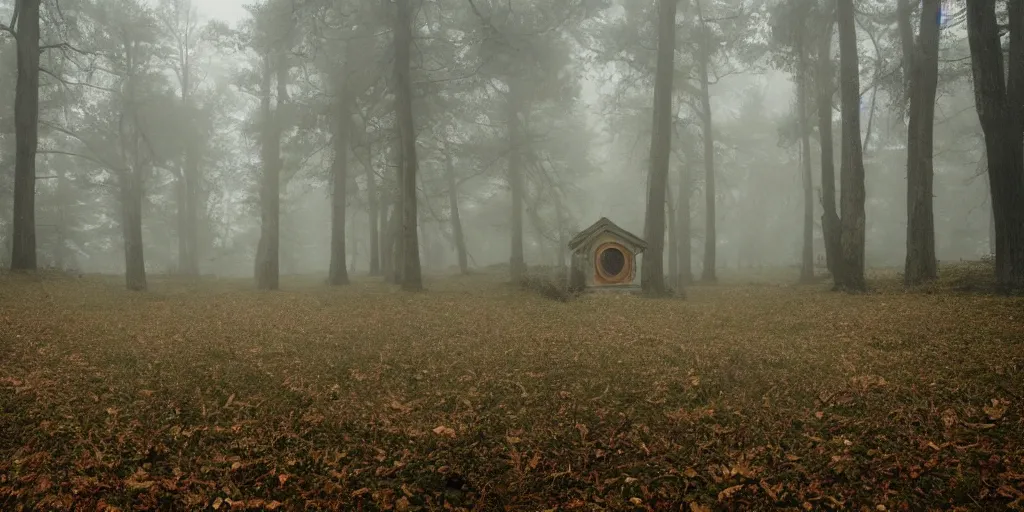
[{"left": 199, "top": 0, "right": 248, "bottom": 24}]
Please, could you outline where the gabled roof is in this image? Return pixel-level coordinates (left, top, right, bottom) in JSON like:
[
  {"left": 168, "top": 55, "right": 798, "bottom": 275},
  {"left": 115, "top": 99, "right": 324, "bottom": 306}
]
[{"left": 568, "top": 217, "right": 648, "bottom": 253}]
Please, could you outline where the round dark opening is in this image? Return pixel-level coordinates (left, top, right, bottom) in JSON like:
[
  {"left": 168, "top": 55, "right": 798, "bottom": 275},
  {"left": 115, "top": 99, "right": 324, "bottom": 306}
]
[{"left": 599, "top": 247, "right": 626, "bottom": 277}]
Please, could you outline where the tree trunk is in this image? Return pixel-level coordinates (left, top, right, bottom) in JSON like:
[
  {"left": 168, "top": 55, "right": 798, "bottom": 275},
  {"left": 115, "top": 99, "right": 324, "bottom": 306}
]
[
  {"left": 328, "top": 75, "right": 351, "bottom": 286},
  {"left": 816, "top": 14, "right": 840, "bottom": 277},
  {"left": 348, "top": 210, "right": 358, "bottom": 275},
  {"left": 54, "top": 165, "right": 69, "bottom": 269},
  {"left": 985, "top": 159, "right": 996, "bottom": 256},
  {"left": 444, "top": 149, "right": 468, "bottom": 274},
  {"left": 418, "top": 222, "right": 430, "bottom": 272},
  {"left": 896, "top": 0, "right": 915, "bottom": 101},
  {"left": 835, "top": 0, "right": 867, "bottom": 292},
  {"left": 507, "top": 88, "right": 526, "bottom": 282},
  {"left": 121, "top": 170, "right": 147, "bottom": 291},
  {"left": 382, "top": 159, "right": 400, "bottom": 283},
  {"left": 862, "top": 79, "right": 878, "bottom": 155},
  {"left": 379, "top": 180, "right": 393, "bottom": 278},
  {"left": 797, "top": 34, "right": 814, "bottom": 283},
  {"left": 389, "top": 189, "right": 404, "bottom": 284},
  {"left": 255, "top": 52, "right": 286, "bottom": 290},
  {"left": 393, "top": 0, "right": 422, "bottom": 291},
  {"left": 180, "top": 135, "right": 201, "bottom": 276},
  {"left": 641, "top": 0, "right": 677, "bottom": 296},
  {"left": 118, "top": 39, "right": 148, "bottom": 291},
  {"left": 196, "top": 161, "right": 212, "bottom": 268},
  {"left": 677, "top": 166, "right": 692, "bottom": 286},
  {"left": 554, "top": 189, "right": 567, "bottom": 273},
  {"left": 904, "top": 0, "right": 940, "bottom": 285},
  {"left": 366, "top": 144, "right": 380, "bottom": 276},
  {"left": 667, "top": 176, "right": 678, "bottom": 282},
  {"left": 10, "top": 0, "right": 41, "bottom": 271},
  {"left": 966, "top": 0, "right": 1024, "bottom": 292},
  {"left": 385, "top": 133, "right": 404, "bottom": 285},
  {"left": 175, "top": 168, "right": 188, "bottom": 273},
  {"left": 380, "top": 147, "right": 398, "bottom": 283},
  {"left": 177, "top": 81, "right": 201, "bottom": 276},
  {"left": 989, "top": 199, "right": 996, "bottom": 257},
  {"left": 698, "top": 8, "right": 716, "bottom": 283}
]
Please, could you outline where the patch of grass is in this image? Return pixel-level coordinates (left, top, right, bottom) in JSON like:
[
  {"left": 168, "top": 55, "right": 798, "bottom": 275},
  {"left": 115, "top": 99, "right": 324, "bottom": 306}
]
[
  {"left": 940, "top": 258, "right": 999, "bottom": 292},
  {"left": 0, "top": 270, "right": 1022, "bottom": 510}
]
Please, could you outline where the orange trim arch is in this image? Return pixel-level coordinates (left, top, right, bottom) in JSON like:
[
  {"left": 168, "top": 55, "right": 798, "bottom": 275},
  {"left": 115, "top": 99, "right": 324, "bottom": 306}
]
[{"left": 594, "top": 242, "right": 634, "bottom": 284}]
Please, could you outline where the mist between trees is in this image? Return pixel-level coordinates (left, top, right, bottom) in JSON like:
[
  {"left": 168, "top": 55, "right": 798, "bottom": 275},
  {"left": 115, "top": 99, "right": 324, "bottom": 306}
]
[{"left": 0, "top": 0, "right": 1019, "bottom": 293}]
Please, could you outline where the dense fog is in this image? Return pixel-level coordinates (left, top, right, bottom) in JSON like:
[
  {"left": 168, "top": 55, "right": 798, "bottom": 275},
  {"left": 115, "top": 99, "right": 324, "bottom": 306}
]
[{"left": 0, "top": 0, "right": 998, "bottom": 284}]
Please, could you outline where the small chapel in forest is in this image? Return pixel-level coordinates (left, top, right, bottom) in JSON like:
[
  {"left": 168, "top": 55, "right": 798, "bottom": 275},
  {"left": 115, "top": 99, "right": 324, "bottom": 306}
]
[{"left": 568, "top": 217, "right": 647, "bottom": 293}]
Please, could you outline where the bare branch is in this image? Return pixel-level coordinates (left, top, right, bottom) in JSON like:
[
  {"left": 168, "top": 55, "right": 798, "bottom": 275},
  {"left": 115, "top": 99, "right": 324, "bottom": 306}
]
[
  {"left": 38, "top": 149, "right": 115, "bottom": 171},
  {"left": 466, "top": 0, "right": 492, "bottom": 30},
  {"left": 40, "top": 121, "right": 127, "bottom": 174},
  {"left": 703, "top": 13, "right": 743, "bottom": 23},
  {"left": 39, "top": 66, "right": 122, "bottom": 94},
  {"left": 39, "top": 41, "right": 95, "bottom": 55},
  {"left": 9, "top": 0, "right": 19, "bottom": 34}
]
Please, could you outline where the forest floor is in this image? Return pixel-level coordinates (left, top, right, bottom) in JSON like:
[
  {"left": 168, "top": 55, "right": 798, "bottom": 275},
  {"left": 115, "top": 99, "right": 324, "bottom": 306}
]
[{"left": 1, "top": 263, "right": 1022, "bottom": 511}]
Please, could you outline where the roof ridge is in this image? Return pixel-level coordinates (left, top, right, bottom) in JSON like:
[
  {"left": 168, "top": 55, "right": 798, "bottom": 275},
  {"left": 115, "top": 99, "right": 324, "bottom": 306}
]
[{"left": 568, "top": 217, "right": 647, "bottom": 252}]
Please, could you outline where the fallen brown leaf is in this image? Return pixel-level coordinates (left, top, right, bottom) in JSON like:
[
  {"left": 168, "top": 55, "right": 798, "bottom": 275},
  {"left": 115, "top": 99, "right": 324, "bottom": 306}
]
[
  {"left": 395, "top": 496, "right": 411, "bottom": 511},
  {"left": 432, "top": 425, "right": 456, "bottom": 438},
  {"left": 983, "top": 399, "right": 1008, "bottom": 421},
  {"left": 718, "top": 484, "right": 744, "bottom": 501}
]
